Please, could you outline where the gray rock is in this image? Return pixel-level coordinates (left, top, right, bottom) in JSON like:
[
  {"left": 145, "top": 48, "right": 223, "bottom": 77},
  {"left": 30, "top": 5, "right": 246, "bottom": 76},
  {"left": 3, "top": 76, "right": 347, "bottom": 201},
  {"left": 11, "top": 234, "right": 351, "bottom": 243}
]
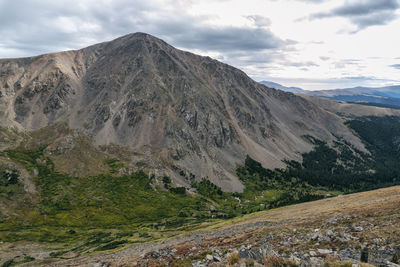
[
  {"left": 309, "top": 251, "right": 317, "bottom": 257},
  {"left": 192, "top": 261, "right": 206, "bottom": 267},
  {"left": 367, "top": 248, "right": 397, "bottom": 266},
  {"left": 91, "top": 263, "right": 110, "bottom": 267},
  {"left": 339, "top": 249, "right": 357, "bottom": 260},
  {"left": 213, "top": 255, "right": 221, "bottom": 262},
  {"left": 205, "top": 254, "right": 213, "bottom": 261},
  {"left": 317, "top": 248, "right": 332, "bottom": 255},
  {"left": 327, "top": 217, "right": 339, "bottom": 224},
  {"left": 352, "top": 226, "right": 364, "bottom": 232},
  {"left": 309, "top": 257, "right": 323, "bottom": 266},
  {"left": 290, "top": 254, "right": 301, "bottom": 263},
  {"left": 238, "top": 249, "right": 263, "bottom": 260},
  {"left": 383, "top": 260, "right": 400, "bottom": 267},
  {"left": 311, "top": 233, "right": 321, "bottom": 241}
]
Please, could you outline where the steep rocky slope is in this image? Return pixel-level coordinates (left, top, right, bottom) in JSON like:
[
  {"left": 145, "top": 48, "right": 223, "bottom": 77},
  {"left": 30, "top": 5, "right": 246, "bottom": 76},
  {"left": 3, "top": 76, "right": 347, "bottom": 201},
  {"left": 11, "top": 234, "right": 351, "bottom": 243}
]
[{"left": 0, "top": 32, "right": 380, "bottom": 191}]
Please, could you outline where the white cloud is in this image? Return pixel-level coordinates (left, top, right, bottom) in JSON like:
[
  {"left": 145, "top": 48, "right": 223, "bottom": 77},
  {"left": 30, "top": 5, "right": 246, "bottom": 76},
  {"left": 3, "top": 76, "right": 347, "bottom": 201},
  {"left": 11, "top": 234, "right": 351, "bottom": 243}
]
[
  {"left": 0, "top": 0, "right": 399, "bottom": 90},
  {"left": 245, "top": 15, "right": 272, "bottom": 27}
]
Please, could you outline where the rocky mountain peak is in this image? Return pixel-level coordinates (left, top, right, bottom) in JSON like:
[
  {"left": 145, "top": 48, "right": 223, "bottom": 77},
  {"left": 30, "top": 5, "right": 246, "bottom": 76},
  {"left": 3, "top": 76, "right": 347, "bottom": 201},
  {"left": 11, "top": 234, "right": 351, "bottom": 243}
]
[{"left": 0, "top": 33, "right": 368, "bottom": 191}]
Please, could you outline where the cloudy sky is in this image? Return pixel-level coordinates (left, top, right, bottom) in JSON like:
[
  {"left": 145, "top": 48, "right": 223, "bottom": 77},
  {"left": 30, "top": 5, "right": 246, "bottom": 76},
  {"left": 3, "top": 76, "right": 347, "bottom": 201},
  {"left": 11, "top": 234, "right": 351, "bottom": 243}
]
[{"left": 0, "top": 0, "right": 400, "bottom": 90}]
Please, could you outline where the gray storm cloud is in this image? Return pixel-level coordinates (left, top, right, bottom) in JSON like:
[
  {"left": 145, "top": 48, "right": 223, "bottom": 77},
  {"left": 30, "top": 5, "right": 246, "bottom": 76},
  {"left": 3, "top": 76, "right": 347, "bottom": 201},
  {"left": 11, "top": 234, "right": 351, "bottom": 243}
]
[
  {"left": 390, "top": 64, "right": 400, "bottom": 69},
  {"left": 310, "top": 0, "right": 400, "bottom": 32},
  {"left": 0, "top": 0, "right": 284, "bottom": 58}
]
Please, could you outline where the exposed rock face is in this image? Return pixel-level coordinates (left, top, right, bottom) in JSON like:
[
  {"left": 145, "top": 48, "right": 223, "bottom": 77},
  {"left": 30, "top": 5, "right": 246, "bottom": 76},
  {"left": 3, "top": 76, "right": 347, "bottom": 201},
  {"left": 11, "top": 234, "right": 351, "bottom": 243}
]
[{"left": 0, "top": 33, "right": 367, "bottom": 191}]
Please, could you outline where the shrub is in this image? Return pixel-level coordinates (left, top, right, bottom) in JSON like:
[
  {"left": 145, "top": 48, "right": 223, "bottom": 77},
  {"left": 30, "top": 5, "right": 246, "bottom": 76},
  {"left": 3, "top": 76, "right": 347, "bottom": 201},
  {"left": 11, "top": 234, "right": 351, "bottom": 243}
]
[
  {"left": 263, "top": 256, "right": 299, "bottom": 267},
  {"left": 324, "top": 261, "right": 358, "bottom": 267},
  {"left": 1, "top": 259, "right": 14, "bottom": 267},
  {"left": 169, "top": 187, "right": 186, "bottom": 194},
  {"left": 0, "top": 169, "right": 19, "bottom": 186},
  {"left": 95, "top": 240, "right": 127, "bottom": 251},
  {"left": 228, "top": 252, "right": 240, "bottom": 265},
  {"left": 192, "top": 179, "right": 223, "bottom": 198},
  {"left": 162, "top": 176, "right": 171, "bottom": 184}
]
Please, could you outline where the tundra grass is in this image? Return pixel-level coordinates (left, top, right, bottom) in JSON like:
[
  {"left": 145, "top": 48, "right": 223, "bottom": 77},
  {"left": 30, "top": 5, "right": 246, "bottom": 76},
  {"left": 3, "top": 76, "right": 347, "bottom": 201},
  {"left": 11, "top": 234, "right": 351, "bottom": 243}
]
[{"left": 1, "top": 115, "right": 400, "bottom": 256}]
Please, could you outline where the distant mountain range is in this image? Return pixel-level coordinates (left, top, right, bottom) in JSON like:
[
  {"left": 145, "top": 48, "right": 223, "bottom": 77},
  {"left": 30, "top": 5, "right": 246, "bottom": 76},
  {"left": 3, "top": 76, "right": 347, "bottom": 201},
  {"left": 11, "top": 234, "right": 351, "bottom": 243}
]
[
  {"left": 260, "top": 81, "right": 400, "bottom": 108},
  {"left": 259, "top": 81, "right": 305, "bottom": 94}
]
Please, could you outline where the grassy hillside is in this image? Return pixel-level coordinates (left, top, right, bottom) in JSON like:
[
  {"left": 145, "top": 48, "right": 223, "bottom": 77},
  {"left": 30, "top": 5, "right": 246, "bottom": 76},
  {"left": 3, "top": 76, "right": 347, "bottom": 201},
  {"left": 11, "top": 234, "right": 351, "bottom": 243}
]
[
  {"left": 0, "top": 115, "right": 400, "bottom": 261},
  {"left": 0, "top": 147, "right": 213, "bottom": 236},
  {"left": 11, "top": 185, "right": 400, "bottom": 266}
]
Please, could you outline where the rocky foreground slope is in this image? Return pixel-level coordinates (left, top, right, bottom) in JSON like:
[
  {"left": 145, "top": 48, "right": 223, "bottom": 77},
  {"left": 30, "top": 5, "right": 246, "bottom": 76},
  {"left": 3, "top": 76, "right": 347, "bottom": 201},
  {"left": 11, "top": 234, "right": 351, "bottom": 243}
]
[
  {"left": 1, "top": 185, "right": 397, "bottom": 267},
  {"left": 1, "top": 32, "right": 391, "bottom": 191}
]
